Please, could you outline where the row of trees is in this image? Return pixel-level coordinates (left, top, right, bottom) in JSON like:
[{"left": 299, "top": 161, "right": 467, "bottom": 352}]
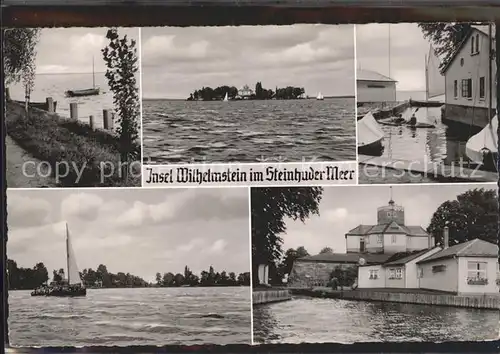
[
  {"left": 155, "top": 266, "right": 250, "bottom": 287},
  {"left": 251, "top": 187, "right": 498, "bottom": 287},
  {"left": 187, "top": 82, "right": 306, "bottom": 101}
]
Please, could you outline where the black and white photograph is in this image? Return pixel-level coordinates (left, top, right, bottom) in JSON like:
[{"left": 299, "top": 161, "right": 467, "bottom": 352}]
[
  {"left": 141, "top": 25, "right": 356, "bottom": 164},
  {"left": 356, "top": 23, "right": 498, "bottom": 184},
  {"left": 251, "top": 185, "right": 499, "bottom": 344},
  {"left": 7, "top": 188, "right": 252, "bottom": 347},
  {"left": 4, "top": 27, "right": 141, "bottom": 188}
]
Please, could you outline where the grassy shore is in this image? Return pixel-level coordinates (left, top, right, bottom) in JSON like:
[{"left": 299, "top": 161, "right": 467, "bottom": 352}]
[{"left": 6, "top": 101, "right": 141, "bottom": 187}]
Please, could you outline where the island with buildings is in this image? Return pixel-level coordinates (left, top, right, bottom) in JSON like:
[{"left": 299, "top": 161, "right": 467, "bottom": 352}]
[
  {"left": 187, "top": 83, "right": 307, "bottom": 101},
  {"left": 253, "top": 189, "right": 499, "bottom": 309}
]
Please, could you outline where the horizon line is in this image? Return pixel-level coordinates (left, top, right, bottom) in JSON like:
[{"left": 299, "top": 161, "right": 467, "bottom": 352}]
[{"left": 142, "top": 94, "right": 355, "bottom": 101}]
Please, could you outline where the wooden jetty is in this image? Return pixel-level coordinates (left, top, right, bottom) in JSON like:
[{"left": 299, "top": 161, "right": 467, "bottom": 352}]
[{"left": 358, "top": 155, "right": 497, "bottom": 182}]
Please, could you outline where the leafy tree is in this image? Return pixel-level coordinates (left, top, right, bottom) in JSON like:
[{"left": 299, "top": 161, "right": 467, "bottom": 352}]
[
  {"left": 3, "top": 29, "right": 41, "bottom": 87},
  {"left": 155, "top": 272, "right": 162, "bottom": 286},
  {"left": 275, "top": 246, "right": 310, "bottom": 285},
  {"left": 418, "top": 23, "right": 473, "bottom": 73},
  {"left": 319, "top": 247, "right": 333, "bottom": 254},
  {"left": 426, "top": 188, "right": 497, "bottom": 246},
  {"left": 102, "top": 28, "right": 140, "bottom": 182}
]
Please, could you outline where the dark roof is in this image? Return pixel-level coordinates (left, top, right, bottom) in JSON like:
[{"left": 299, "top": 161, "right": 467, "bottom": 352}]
[
  {"left": 346, "top": 222, "right": 428, "bottom": 237},
  {"left": 417, "top": 239, "right": 498, "bottom": 264},
  {"left": 383, "top": 248, "right": 440, "bottom": 266},
  {"left": 298, "top": 252, "right": 392, "bottom": 265},
  {"left": 442, "top": 27, "right": 493, "bottom": 74}
]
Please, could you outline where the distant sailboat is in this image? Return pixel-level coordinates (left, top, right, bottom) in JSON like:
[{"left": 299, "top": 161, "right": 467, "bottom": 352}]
[
  {"left": 316, "top": 92, "right": 324, "bottom": 100},
  {"left": 223, "top": 92, "right": 229, "bottom": 102},
  {"left": 31, "top": 223, "right": 86, "bottom": 297},
  {"left": 65, "top": 57, "right": 100, "bottom": 98}
]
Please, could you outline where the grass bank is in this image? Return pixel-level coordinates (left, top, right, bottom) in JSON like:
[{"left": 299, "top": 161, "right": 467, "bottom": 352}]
[{"left": 6, "top": 101, "right": 141, "bottom": 187}]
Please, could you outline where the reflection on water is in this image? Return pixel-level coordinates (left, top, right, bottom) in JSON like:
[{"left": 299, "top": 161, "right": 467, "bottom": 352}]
[
  {"left": 253, "top": 298, "right": 499, "bottom": 344},
  {"left": 380, "top": 106, "right": 475, "bottom": 165}
]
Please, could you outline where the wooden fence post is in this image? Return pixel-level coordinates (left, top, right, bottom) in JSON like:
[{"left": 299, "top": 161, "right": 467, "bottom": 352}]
[
  {"left": 103, "top": 109, "right": 114, "bottom": 130},
  {"left": 46, "top": 97, "right": 54, "bottom": 113},
  {"left": 89, "top": 115, "right": 95, "bottom": 130},
  {"left": 70, "top": 103, "right": 78, "bottom": 120},
  {"left": 5, "top": 88, "right": 10, "bottom": 101}
]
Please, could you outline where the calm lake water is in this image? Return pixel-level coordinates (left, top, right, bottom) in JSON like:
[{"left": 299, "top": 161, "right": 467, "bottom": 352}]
[
  {"left": 9, "top": 287, "right": 251, "bottom": 347},
  {"left": 142, "top": 98, "right": 356, "bottom": 164},
  {"left": 253, "top": 298, "right": 499, "bottom": 344},
  {"left": 357, "top": 105, "right": 493, "bottom": 184},
  {"left": 9, "top": 73, "right": 121, "bottom": 129}
]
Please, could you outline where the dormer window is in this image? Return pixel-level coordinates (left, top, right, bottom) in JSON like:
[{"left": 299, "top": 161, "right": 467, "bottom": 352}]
[
  {"left": 471, "top": 36, "right": 475, "bottom": 54},
  {"left": 471, "top": 33, "right": 480, "bottom": 55}
]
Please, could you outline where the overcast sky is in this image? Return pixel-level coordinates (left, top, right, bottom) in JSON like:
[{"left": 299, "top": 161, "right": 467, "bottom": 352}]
[
  {"left": 32, "top": 27, "right": 139, "bottom": 74},
  {"left": 279, "top": 183, "right": 496, "bottom": 255},
  {"left": 141, "top": 25, "right": 355, "bottom": 99},
  {"left": 7, "top": 188, "right": 250, "bottom": 282},
  {"left": 356, "top": 23, "right": 432, "bottom": 92}
]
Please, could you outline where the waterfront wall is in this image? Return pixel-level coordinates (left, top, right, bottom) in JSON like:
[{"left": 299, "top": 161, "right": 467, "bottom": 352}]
[
  {"left": 291, "top": 288, "right": 500, "bottom": 310},
  {"left": 253, "top": 289, "right": 291, "bottom": 305},
  {"left": 442, "top": 104, "right": 495, "bottom": 130}
]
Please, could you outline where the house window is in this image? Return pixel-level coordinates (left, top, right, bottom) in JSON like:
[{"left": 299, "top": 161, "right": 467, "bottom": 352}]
[
  {"left": 389, "top": 268, "right": 403, "bottom": 279},
  {"left": 369, "top": 269, "right": 379, "bottom": 279},
  {"left": 471, "top": 36, "right": 475, "bottom": 54},
  {"left": 377, "top": 235, "right": 383, "bottom": 244},
  {"left": 432, "top": 264, "right": 447, "bottom": 273},
  {"left": 391, "top": 235, "right": 396, "bottom": 244},
  {"left": 461, "top": 78, "right": 472, "bottom": 99},
  {"left": 479, "top": 77, "right": 485, "bottom": 99},
  {"left": 454, "top": 80, "right": 458, "bottom": 98},
  {"left": 476, "top": 34, "right": 480, "bottom": 53},
  {"left": 467, "top": 261, "right": 487, "bottom": 280},
  {"left": 367, "top": 84, "right": 385, "bottom": 88}
]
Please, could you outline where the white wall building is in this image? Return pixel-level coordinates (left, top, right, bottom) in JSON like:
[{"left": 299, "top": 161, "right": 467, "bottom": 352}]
[
  {"left": 357, "top": 69, "right": 397, "bottom": 103},
  {"left": 442, "top": 25, "right": 497, "bottom": 129}
]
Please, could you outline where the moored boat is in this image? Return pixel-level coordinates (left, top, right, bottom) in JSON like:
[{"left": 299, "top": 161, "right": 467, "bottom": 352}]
[
  {"left": 357, "top": 112, "right": 385, "bottom": 155},
  {"left": 65, "top": 88, "right": 100, "bottom": 97},
  {"left": 316, "top": 92, "right": 324, "bottom": 100},
  {"left": 465, "top": 115, "right": 498, "bottom": 170}
]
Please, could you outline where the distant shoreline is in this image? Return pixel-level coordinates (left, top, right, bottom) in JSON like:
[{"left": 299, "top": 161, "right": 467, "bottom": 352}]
[
  {"left": 9, "top": 285, "right": 250, "bottom": 291},
  {"left": 143, "top": 95, "right": 355, "bottom": 101}
]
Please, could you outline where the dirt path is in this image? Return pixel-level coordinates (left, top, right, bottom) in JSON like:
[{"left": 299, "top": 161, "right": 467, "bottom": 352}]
[{"left": 6, "top": 135, "right": 58, "bottom": 188}]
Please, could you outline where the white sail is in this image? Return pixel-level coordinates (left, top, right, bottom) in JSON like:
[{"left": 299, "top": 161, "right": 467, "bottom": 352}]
[
  {"left": 465, "top": 115, "right": 498, "bottom": 164},
  {"left": 316, "top": 92, "right": 324, "bottom": 100},
  {"left": 426, "top": 45, "right": 445, "bottom": 100},
  {"left": 66, "top": 223, "right": 83, "bottom": 286},
  {"left": 223, "top": 92, "right": 228, "bottom": 101},
  {"left": 357, "top": 112, "right": 385, "bottom": 147}
]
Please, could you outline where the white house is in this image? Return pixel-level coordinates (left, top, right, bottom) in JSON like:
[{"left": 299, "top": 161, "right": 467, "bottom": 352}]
[
  {"left": 416, "top": 236, "right": 499, "bottom": 295},
  {"left": 357, "top": 69, "right": 397, "bottom": 103},
  {"left": 358, "top": 247, "right": 442, "bottom": 289},
  {"left": 442, "top": 25, "right": 497, "bottom": 129}
]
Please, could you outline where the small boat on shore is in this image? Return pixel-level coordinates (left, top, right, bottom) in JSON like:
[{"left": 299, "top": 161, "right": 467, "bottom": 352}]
[
  {"left": 31, "top": 223, "right": 86, "bottom": 297},
  {"left": 357, "top": 112, "right": 385, "bottom": 155},
  {"left": 465, "top": 115, "right": 498, "bottom": 170}
]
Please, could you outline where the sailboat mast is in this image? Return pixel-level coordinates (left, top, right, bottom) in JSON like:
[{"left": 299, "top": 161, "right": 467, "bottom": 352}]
[
  {"left": 425, "top": 52, "right": 429, "bottom": 101},
  {"left": 92, "top": 57, "right": 95, "bottom": 89},
  {"left": 488, "top": 23, "right": 493, "bottom": 123},
  {"left": 66, "top": 223, "right": 70, "bottom": 285}
]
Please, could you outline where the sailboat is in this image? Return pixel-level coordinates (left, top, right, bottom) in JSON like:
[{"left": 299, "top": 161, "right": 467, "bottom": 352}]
[
  {"left": 31, "top": 223, "right": 86, "bottom": 297},
  {"left": 465, "top": 24, "right": 498, "bottom": 170},
  {"left": 357, "top": 112, "right": 385, "bottom": 155},
  {"left": 316, "top": 92, "right": 324, "bottom": 100},
  {"left": 223, "top": 92, "right": 229, "bottom": 102},
  {"left": 65, "top": 57, "right": 100, "bottom": 97}
]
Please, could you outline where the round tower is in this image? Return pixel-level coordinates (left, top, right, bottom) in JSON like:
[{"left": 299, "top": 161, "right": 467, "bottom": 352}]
[{"left": 377, "top": 188, "right": 405, "bottom": 225}]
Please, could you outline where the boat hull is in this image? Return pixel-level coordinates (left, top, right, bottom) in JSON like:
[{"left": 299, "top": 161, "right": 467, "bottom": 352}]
[
  {"left": 409, "top": 99, "right": 444, "bottom": 108},
  {"left": 65, "top": 88, "right": 100, "bottom": 97},
  {"left": 357, "top": 112, "right": 385, "bottom": 156},
  {"left": 358, "top": 138, "right": 384, "bottom": 156},
  {"left": 31, "top": 288, "right": 87, "bottom": 297}
]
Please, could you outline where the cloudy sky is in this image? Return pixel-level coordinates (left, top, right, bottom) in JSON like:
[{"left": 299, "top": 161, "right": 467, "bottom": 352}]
[
  {"left": 31, "top": 27, "right": 139, "bottom": 74},
  {"left": 356, "top": 23, "right": 433, "bottom": 92},
  {"left": 279, "top": 183, "right": 496, "bottom": 255},
  {"left": 7, "top": 188, "right": 250, "bottom": 282},
  {"left": 141, "top": 25, "right": 355, "bottom": 99}
]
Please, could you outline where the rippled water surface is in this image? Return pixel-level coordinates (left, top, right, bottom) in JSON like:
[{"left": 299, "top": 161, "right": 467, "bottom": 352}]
[
  {"left": 253, "top": 298, "right": 499, "bottom": 344},
  {"left": 9, "top": 287, "right": 251, "bottom": 347},
  {"left": 142, "top": 98, "right": 356, "bottom": 164}
]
